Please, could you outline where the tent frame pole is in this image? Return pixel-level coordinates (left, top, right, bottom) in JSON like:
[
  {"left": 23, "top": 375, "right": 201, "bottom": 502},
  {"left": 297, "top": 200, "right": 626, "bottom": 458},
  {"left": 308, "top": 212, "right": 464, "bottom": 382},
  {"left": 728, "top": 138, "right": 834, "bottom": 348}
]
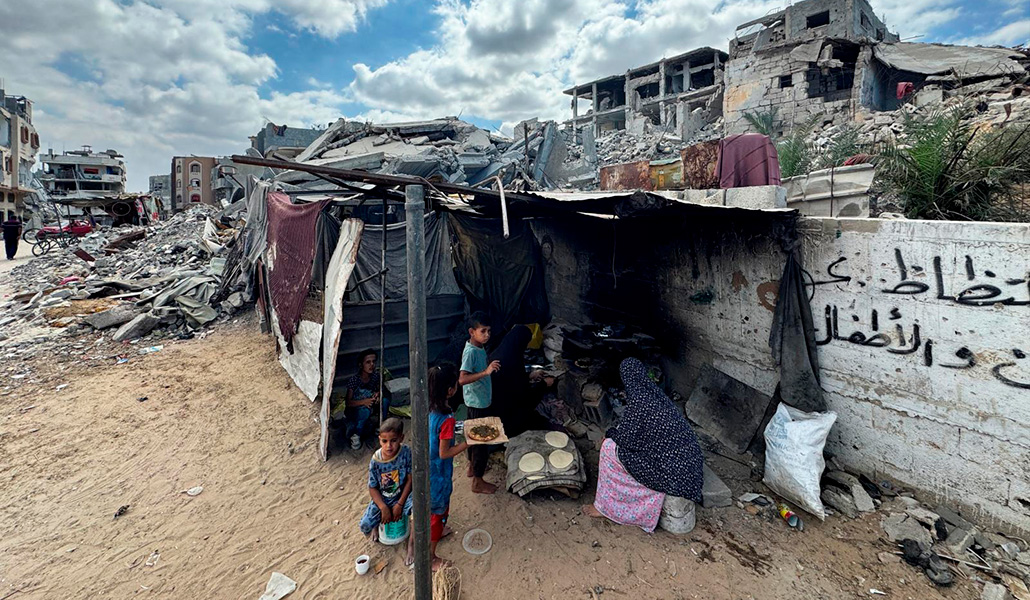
[
  {"left": 406, "top": 185, "right": 432, "bottom": 600},
  {"left": 379, "top": 195, "right": 387, "bottom": 425}
]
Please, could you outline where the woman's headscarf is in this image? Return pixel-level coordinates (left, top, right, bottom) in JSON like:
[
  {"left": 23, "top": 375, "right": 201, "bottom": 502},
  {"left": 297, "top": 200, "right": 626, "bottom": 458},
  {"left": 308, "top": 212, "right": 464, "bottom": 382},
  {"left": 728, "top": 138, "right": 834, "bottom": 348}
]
[{"left": 610, "top": 358, "right": 704, "bottom": 502}]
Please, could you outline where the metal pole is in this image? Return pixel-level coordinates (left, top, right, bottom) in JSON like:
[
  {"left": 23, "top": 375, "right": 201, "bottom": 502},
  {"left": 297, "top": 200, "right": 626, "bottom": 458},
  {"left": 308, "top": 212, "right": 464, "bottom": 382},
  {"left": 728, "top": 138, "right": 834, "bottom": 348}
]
[
  {"left": 379, "top": 195, "right": 387, "bottom": 425},
  {"left": 405, "top": 185, "right": 432, "bottom": 599}
]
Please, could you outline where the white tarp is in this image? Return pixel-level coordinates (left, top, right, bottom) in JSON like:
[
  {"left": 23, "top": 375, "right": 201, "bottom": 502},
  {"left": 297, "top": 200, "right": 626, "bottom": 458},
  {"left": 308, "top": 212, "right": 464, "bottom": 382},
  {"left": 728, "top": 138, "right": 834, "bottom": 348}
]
[
  {"left": 270, "top": 299, "right": 322, "bottom": 402},
  {"left": 319, "top": 219, "right": 364, "bottom": 460}
]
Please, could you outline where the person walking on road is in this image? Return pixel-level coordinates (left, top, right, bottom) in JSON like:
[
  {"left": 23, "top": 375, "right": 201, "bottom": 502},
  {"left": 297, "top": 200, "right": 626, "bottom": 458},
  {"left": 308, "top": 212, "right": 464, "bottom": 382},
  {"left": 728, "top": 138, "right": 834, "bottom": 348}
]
[{"left": 2, "top": 215, "right": 22, "bottom": 260}]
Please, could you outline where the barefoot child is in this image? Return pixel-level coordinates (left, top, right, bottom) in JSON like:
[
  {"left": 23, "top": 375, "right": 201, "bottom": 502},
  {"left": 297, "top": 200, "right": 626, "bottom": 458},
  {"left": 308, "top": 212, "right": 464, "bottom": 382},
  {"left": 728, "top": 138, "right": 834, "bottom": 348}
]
[
  {"left": 359, "top": 418, "right": 412, "bottom": 541},
  {"left": 407, "top": 363, "right": 467, "bottom": 570},
  {"left": 458, "top": 312, "right": 500, "bottom": 494}
]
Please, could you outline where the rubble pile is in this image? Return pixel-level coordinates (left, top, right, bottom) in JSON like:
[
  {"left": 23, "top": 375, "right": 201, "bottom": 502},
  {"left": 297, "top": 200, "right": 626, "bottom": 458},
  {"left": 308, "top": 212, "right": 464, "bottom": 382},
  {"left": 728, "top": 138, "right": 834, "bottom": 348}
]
[
  {"left": 278, "top": 116, "right": 570, "bottom": 191},
  {"left": 0, "top": 205, "right": 245, "bottom": 362}
]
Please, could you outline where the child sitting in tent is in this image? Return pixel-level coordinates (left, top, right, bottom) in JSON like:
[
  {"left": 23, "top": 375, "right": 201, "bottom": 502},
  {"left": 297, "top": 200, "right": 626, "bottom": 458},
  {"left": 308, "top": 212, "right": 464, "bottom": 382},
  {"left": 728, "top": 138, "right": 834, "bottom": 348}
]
[{"left": 359, "top": 418, "right": 412, "bottom": 541}]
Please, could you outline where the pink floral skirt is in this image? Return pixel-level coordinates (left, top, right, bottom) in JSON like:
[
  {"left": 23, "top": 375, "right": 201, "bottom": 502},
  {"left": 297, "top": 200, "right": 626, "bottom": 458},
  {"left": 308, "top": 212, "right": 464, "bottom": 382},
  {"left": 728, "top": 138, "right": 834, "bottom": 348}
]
[{"left": 593, "top": 438, "right": 665, "bottom": 532}]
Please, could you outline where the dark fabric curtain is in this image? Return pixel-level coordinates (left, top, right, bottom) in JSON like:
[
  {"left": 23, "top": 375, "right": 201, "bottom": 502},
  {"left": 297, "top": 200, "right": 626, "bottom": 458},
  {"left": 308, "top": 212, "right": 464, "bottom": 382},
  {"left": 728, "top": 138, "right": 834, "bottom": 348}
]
[{"left": 449, "top": 214, "right": 550, "bottom": 334}]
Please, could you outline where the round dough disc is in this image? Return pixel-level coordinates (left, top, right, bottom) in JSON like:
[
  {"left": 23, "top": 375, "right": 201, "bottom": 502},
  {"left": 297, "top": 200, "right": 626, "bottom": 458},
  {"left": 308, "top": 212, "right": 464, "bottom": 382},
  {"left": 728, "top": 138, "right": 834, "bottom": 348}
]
[
  {"left": 527, "top": 474, "right": 545, "bottom": 481},
  {"left": 548, "top": 449, "right": 575, "bottom": 470},
  {"left": 518, "top": 452, "right": 545, "bottom": 473},
  {"left": 544, "top": 431, "right": 569, "bottom": 448}
]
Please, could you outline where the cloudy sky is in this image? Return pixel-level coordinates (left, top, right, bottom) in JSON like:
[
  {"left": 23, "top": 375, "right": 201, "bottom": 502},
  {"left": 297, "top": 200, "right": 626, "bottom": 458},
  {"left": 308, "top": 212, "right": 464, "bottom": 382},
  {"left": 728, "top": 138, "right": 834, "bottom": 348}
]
[{"left": 1, "top": 0, "right": 1027, "bottom": 191}]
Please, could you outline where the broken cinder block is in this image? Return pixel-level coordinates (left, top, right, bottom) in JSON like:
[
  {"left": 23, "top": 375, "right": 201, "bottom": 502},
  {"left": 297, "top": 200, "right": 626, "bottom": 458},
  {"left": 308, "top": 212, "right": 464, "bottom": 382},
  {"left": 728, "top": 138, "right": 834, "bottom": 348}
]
[{"left": 702, "top": 463, "right": 732, "bottom": 508}]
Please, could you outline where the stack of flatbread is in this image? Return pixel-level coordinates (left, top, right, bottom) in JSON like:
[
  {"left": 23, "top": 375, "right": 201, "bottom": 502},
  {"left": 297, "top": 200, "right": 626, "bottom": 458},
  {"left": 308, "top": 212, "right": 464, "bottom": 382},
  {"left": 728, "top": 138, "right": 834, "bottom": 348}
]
[{"left": 504, "top": 430, "right": 587, "bottom": 497}]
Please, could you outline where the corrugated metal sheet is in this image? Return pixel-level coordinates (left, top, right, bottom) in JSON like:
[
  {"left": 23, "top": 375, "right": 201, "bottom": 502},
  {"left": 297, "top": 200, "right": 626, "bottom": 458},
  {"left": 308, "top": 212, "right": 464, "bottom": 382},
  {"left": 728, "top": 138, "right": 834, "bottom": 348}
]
[
  {"left": 334, "top": 294, "right": 465, "bottom": 386},
  {"left": 600, "top": 160, "right": 652, "bottom": 191}
]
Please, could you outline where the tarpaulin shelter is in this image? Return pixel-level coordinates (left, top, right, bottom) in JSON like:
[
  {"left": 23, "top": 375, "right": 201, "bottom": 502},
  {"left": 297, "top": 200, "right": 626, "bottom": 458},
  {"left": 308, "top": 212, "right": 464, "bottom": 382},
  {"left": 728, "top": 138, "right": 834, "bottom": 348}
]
[{"left": 233, "top": 153, "right": 821, "bottom": 462}]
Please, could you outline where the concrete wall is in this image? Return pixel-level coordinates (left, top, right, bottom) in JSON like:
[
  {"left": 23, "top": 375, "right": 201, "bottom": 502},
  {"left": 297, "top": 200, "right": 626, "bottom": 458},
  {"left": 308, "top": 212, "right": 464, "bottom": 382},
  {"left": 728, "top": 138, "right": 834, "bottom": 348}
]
[
  {"left": 537, "top": 212, "right": 1030, "bottom": 534},
  {"left": 799, "top": 218, "right": 1030, "bottom": 534}
]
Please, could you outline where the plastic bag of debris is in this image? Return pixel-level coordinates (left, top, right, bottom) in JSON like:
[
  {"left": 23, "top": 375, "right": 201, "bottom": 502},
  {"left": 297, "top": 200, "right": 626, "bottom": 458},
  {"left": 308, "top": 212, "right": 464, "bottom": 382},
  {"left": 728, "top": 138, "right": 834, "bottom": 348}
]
[{"left": 763, "top": 403, "right": 837, "bottom": 520}]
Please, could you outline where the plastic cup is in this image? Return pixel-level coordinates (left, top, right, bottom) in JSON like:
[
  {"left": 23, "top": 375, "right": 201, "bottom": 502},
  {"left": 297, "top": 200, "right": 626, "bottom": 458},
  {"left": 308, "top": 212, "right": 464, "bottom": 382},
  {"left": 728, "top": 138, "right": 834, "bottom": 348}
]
[{"left": 355, "top": 554, "right": 370, "bottom": 575}]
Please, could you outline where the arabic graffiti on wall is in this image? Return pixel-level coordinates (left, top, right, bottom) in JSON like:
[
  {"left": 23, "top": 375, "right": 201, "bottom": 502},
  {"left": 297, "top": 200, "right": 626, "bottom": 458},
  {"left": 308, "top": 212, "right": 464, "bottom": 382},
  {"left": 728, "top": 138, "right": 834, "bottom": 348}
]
[{"left": 804, "top": 247, "right": 1029, "bottom": 390}]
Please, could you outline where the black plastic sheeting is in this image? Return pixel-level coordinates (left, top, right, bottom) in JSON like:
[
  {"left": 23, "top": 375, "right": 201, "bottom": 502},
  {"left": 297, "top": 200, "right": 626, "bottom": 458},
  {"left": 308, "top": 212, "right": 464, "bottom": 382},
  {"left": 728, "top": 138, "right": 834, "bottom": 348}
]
[{"left": 449, "top": 214, "right": 550, "bottom": 335}]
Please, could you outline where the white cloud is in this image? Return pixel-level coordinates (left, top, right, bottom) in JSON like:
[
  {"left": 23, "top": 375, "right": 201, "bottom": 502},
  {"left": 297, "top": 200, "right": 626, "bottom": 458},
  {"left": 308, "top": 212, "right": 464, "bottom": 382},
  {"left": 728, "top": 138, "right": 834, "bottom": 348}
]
[
  {"left": 0, "top": 0, "right": 383, "bottom": 191},
  {"left": 348, "top": 0, "right": 784, "bottom": 126},
  {"left": 955, "top": 20, "right": 1030, "bottom": 47}
]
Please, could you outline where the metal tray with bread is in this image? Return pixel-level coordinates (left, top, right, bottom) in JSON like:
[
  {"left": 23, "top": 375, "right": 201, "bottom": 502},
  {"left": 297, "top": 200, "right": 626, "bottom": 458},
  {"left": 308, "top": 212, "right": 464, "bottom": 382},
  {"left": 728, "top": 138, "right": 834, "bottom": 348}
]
[{"left": 461, "top": 416, "right": 509, "bottom": 445}]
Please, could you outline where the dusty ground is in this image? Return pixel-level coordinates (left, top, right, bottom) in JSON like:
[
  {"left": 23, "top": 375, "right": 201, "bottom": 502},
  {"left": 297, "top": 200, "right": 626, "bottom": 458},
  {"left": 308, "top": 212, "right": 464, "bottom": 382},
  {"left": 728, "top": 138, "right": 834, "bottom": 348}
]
[{"left": 0, "top": 304, "right": 982, "bottom": 599}]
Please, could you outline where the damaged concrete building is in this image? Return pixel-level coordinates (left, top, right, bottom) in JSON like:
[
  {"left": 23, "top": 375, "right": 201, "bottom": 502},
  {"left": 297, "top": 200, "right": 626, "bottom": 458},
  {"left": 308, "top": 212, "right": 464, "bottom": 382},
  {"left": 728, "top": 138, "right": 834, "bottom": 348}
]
[
  {"left": 563, "top": 47, "right": 728, "bottom": 141},
  {"left": 723, "top": 0, "right": 899, "bottom": 134},
  {"left": 723, "top": 0, "right": 1028, "bottom": 135}
]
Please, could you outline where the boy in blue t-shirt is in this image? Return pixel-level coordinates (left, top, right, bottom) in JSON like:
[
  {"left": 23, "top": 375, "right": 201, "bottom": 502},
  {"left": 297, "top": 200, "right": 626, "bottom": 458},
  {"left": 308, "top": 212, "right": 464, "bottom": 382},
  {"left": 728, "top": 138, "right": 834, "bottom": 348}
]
[
  {"left": 458, "top": 311, "right": 500, "bottom": 494},
  {"left": 359, "top": 418, "right": 412, "bottom": 541}
]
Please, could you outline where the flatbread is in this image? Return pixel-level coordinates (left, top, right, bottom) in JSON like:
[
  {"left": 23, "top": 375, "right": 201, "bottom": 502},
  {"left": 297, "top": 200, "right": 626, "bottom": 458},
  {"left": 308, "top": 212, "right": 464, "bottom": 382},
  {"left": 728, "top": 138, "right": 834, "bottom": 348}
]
[
  {"left": 548, "top": 449, "right": 575, "bottom": 470},
  {"left": 544, "top": 431, "right": 569, "bottom": 448},
  {"left": 518, "top": 452, "right": 545, "bottom": 473},
  {"left": 527, "top": 475, "right": 545, "bottom": 481}
]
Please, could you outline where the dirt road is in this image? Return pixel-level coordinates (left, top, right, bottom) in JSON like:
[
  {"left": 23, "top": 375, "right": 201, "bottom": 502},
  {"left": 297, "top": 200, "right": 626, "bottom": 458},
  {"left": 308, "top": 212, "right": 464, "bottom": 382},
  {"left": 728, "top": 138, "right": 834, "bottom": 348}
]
[{"left": 0, "top": 312, "right": 977, "bottom": 599}]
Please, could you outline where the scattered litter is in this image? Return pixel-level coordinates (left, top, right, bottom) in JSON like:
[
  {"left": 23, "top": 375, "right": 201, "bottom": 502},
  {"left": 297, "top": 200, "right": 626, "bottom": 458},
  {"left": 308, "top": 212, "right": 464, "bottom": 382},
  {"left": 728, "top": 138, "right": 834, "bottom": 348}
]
[
  {"left": 137, "top": 396, "right": 148, "bottom": 403},
  {"left": 55, "top": 383, "right": 68, "bottom": 391},
  {"left": 144, "top": 550, "right": 160, "bottom": 568},
  {"left": 869, "top": 589, "right": 887, "bottom": 596},
  {"left": 182, "top": 486, "right": 204, "bottom": 497},
  {"left": 114, "top": 504, "right": 130, "bottom": 519},
  {"left": 116, "top": 357, "right": 129, "bottom": 365},
  {"left": 138, "top": 345, "right": 163, "bottom": 355}
]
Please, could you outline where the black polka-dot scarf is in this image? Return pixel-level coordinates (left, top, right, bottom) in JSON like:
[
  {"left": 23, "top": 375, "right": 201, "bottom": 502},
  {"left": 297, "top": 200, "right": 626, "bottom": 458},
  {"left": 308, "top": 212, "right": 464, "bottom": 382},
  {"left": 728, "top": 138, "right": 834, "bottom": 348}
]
[{"left": 610, "top": 358, "right": 705, "bottom": 503}]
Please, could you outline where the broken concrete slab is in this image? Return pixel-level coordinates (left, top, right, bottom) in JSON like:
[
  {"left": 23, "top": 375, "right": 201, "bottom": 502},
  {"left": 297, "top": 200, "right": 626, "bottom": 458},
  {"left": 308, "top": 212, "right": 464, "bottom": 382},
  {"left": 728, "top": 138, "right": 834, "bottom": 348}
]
[
  {"left": 825, "top": 471, "right": 876, "bottom": 513},
  {"left": 881, "top": 513, "right": 933, "bottom": 548},
  {"left": 944, "top": 527, "right": 976, "bottom": 555},
  {"left": 980, "top": 582, "right": 1008, "bottom": 600},
  {"left": 83, "top": 305, "right": 142, "bottom": 330},
  {"left": 822, "top": 488, "right": 859, "bottom": 518},
  {"left": 112, "top": 312, "right": 160, "bottom": 342},
  {"left": 934, "top": 505, "right": 977, "bottom": 532},
  {"left": 905, "top": 506, "right": 942, "bottom": 529},
  {"left": 702, "top": 463, "right": 733, "bottom": 508},
  {"left": 686, "top": 364, "right": 774, "bottom": 453}
]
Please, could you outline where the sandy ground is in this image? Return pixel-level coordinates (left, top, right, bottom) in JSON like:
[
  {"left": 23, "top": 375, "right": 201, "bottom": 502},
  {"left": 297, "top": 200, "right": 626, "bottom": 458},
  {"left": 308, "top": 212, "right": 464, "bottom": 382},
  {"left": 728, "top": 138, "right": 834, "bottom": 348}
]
[{"left": 0, "top": 309, "right": 982, "bottom": 600}]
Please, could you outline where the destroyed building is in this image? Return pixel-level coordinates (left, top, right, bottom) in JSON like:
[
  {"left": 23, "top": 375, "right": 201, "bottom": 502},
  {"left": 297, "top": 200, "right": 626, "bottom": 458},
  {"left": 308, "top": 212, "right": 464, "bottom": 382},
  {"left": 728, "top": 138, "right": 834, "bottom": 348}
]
[
  {"left": 274, "top": 116, "right": 568, "bottom": 191},
  {"left": 249, "top": 122, "right": 325, "bottom": 159},
  {"left": 40, "top": 146, "right": 126, "bottom": 200},
  {"left": 563, "top": 47, "right": 728, "bottom": 141},
  {"left": 723, "top": 0, "right": 1028, "bottom": 135},
  {"left": 723, "top": 0, "right": 898, "bottom": 134}
]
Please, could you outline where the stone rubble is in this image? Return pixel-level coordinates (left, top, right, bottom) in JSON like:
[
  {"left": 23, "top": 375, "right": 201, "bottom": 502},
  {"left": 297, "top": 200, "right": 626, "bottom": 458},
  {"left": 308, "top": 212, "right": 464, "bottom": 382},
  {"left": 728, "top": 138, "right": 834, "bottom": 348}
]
[{"left": 0, "top": 205, "right": 245, "bottom": 379}]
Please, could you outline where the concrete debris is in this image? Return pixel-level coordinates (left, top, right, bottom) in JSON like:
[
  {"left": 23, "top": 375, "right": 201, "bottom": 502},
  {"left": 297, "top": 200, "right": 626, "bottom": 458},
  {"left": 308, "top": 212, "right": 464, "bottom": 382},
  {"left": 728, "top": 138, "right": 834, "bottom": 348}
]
[
  {"left": 283, "top": 117, "right": 569, "bottom": 191},
  {"left": 701, "top": 463, "right": 733, "bottom": 508},
  {"left": 824, "top": 470, "right": 876, "bottom": 513},
  {"left": 981, "top": 582, "right": 1009, "bottom": 600},
  {"left": 112, "top": 312, "right": 160, "bottom": 342},
  {"left": 821, "top": 487, "right": 859, "bottom": 518},
  {"left": 0, "top": 204, "right": 246, "bottom": 363},
  {"left": 83, "top": 305, "right": 142, "bottom": 330},
  {"left": 943, "top": 527, "right": 976, "bottom": 556},
  {"left": 881, "top": 512, "right": 934, "bottom": 548}
]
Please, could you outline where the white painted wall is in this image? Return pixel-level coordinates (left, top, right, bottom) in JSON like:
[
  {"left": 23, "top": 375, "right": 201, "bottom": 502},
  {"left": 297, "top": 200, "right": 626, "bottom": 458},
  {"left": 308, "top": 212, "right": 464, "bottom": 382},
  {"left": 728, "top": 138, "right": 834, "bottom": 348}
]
[{"left": 799, "top": 217, "right": 1030, "bottom": 533}]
